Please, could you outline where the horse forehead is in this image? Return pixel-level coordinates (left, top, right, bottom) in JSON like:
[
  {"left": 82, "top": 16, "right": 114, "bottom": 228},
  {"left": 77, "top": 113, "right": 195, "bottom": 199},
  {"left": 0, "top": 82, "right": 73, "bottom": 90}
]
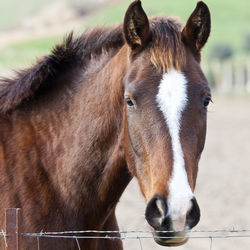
[{"left": 156, "top": 69, "right": 188, "bottom": 112}]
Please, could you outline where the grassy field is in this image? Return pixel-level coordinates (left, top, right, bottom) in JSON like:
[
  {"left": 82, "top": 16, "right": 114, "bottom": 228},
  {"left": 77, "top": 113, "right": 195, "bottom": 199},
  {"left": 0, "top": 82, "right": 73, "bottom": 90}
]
[
  {"left": 0, "top": 36, "right": 61, "bottom": 70},
  {"left": 86, "top": 0, "right": 250, "bottom": 51},
  {"left": 0, "top": 0, "right": 57, "bottom": 31},
  {"left": 0, "top": 0, "right": 250, "bottom": 71}
]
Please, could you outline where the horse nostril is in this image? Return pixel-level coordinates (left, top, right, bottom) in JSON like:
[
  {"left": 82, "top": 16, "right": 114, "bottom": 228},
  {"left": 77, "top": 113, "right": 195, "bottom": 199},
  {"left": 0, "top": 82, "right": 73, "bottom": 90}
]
[
  {"left": 146, "top": 195, "right": 200, "bottom": 231},
  {"left": 161, "top": 215, "right": 172, "bottom": 229},
  {"left": 145, "top": 195, "right": 168, "bottom": 229},
  {"left": 186, "top": 197, "right": 200, "bottom": 229}
]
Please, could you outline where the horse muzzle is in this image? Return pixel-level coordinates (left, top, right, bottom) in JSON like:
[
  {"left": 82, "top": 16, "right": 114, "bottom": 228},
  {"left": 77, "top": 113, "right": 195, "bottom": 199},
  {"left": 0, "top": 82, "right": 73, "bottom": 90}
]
[
  {"left": 153, "top": 231, "right": 188, "bottom": 247},
  {"left": 145, "top": 194, "right": 200, "bottom": 246}
]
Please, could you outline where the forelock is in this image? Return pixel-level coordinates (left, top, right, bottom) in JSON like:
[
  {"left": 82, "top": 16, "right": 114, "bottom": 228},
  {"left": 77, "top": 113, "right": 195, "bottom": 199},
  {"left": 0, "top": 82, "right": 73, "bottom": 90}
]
[{"left": 149, "top": 17, "right": 186, "bottom": 73}]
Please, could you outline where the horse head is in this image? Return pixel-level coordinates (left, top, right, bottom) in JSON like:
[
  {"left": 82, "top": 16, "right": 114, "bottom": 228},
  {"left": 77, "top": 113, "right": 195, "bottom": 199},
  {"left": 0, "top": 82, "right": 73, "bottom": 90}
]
[{"left": 122, "top": 1, "right": 211, "bottom": 246}]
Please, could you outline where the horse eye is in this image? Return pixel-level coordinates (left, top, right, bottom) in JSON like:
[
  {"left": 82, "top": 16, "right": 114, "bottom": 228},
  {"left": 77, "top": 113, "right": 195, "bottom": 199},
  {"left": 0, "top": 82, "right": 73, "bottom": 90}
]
[
  {"left": 125, "top": 97, "right": 135, "bottom": 107},
  {"left": 203, "top": 97, "right": 211, "bottom": 108}
]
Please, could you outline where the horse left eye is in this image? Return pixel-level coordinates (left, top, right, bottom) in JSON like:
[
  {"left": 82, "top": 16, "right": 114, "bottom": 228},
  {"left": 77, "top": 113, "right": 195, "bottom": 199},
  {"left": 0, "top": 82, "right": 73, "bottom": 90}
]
[
  {"left": 125, "top": 97, "right": 135, "bottom": 107},
  {"left": 203, "top": 97, "right": 211, "bottom": 108}
]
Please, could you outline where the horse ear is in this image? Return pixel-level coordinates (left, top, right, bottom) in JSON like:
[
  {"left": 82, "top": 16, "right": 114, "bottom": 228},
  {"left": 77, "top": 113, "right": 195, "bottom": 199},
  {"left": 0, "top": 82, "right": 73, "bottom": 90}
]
[
  {"left": 182, "top": 1, "right": 211, "bottom": 54},
  {"left": 123, "top": 0, "right": 150, "bottom": 50}
]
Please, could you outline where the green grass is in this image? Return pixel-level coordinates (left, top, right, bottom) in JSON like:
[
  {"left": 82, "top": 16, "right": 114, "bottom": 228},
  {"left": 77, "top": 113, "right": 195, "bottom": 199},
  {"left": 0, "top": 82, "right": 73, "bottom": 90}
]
[
  {"left": 84, "top": 0, "right": 250, "bottom": 58},
  {"left": 0, "top": 0, "right": 250, "bottom": 71},
  {"left": 0, "top": 36, "right": 61, "bottom": 70}
]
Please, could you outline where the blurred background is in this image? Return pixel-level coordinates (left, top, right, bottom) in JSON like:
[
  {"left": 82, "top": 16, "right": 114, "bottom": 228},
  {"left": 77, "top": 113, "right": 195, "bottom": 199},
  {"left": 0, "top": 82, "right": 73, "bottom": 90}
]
[{"left": 0, "top": 0, "right": 249, "bottom": 249}]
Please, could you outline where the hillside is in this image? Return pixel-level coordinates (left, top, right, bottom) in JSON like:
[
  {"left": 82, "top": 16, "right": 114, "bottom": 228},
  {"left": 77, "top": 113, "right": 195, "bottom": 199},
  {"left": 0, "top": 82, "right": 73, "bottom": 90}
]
[{"left": 0, "top": 0, "right": 249, "bottom": 73}]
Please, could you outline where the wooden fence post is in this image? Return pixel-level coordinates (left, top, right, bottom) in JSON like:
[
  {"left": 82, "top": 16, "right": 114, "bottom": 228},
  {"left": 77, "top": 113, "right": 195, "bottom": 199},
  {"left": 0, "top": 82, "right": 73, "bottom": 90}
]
[
  {"left": 246, "top": 61, "right": 250, "bottom": 93},
  {"left": 5, "top": 208, "right": 21, "bottom": 250},
  {"left": 221, "top": 59, "right": 233, "bottom": 92}
]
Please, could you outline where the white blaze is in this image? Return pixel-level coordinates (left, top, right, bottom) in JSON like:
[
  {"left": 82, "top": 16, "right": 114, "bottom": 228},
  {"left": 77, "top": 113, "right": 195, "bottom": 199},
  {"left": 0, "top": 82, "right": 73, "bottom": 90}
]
[{"left": 156, "top": 69, "right": 193, "bottom": 224}]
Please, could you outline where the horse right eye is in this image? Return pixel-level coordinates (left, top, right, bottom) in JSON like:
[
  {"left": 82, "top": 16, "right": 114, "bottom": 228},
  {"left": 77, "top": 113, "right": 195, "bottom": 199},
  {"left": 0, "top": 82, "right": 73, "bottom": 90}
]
[
  {"left": 125, "top": 97, "right": 135, "bottom": 107},
  {"left": 203, "top": 96, "right": 212, "bottom": 109}
]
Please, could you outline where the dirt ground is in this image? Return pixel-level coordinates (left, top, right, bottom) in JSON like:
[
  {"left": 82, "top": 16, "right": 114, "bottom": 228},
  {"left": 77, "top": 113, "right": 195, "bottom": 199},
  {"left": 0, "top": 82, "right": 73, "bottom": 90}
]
[{"left": 116, "top": 96, "right": 250, "bottom": 250}]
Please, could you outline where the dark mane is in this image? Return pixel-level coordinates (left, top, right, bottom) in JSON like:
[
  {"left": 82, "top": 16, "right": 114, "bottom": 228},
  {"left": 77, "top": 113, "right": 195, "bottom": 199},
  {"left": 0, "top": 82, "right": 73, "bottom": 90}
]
[
  {"left": 0, "top": 17, "right": 184, "bottom": 113},
  {"left": 0, "top": 26, "right": 124, "bottom": 113}
]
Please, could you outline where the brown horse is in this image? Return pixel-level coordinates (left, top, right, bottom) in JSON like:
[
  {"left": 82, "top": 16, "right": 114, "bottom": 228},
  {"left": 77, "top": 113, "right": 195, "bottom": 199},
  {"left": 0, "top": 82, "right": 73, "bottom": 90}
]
[{"left": 0, "top": 1, "right": 211, "bottom": 249}]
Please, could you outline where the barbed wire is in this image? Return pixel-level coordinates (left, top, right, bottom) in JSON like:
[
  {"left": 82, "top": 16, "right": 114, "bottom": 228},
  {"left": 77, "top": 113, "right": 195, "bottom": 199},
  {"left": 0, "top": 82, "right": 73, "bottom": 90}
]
[
  {"left": 20, "top": 230, "right": 250, "bottom": 250},
  {"left": 21, "top": 234, "right": 250, "bottom": 240},
  {"left": 19, "top": 228, "right": 250, "bottom": 236},
  {"left": 1, "top": 229, "right": 250, "bottom": 240},
  {"left": 1, "top": 229, "right": 250, "bottom": 250},
  {"left": 20, "top": 228, "right": 250, "bottom": 236},
  {"left": 20, "top": 228, "right": 250, "bottom": 242}
]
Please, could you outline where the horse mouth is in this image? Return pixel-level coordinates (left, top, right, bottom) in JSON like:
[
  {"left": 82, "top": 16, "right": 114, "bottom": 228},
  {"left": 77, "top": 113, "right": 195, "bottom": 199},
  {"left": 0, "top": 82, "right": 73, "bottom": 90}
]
[{"left": 153, "top": 231, "right": 188, "bottom": 247}]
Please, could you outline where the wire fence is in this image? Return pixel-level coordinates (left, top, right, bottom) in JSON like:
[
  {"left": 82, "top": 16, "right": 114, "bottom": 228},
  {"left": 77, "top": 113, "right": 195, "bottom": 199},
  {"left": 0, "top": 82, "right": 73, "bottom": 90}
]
[
  {"left": 1, "top": 209, "right": 250, "bottom": 250},
  {"left": 2, "top": 229, "right": 250, "bottom": 250}
]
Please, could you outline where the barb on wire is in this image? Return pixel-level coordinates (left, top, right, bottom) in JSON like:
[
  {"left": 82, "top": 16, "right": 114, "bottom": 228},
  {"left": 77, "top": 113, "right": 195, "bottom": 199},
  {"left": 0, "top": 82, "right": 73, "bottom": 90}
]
[{"left": 1, "top": 230, "right": 7, "bottom": 247}]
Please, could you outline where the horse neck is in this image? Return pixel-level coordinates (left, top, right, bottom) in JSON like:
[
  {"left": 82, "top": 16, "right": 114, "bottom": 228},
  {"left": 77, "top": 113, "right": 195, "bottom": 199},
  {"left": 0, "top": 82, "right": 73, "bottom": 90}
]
[
  {"left": 22, "top": 45, "right": 131, "bottom": 216},
  {"left": 76, "top": 45, "right": 132, "bottom": 211},
  {"left": 87, "top": 46, "right": 133, "bottom": 208}
]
